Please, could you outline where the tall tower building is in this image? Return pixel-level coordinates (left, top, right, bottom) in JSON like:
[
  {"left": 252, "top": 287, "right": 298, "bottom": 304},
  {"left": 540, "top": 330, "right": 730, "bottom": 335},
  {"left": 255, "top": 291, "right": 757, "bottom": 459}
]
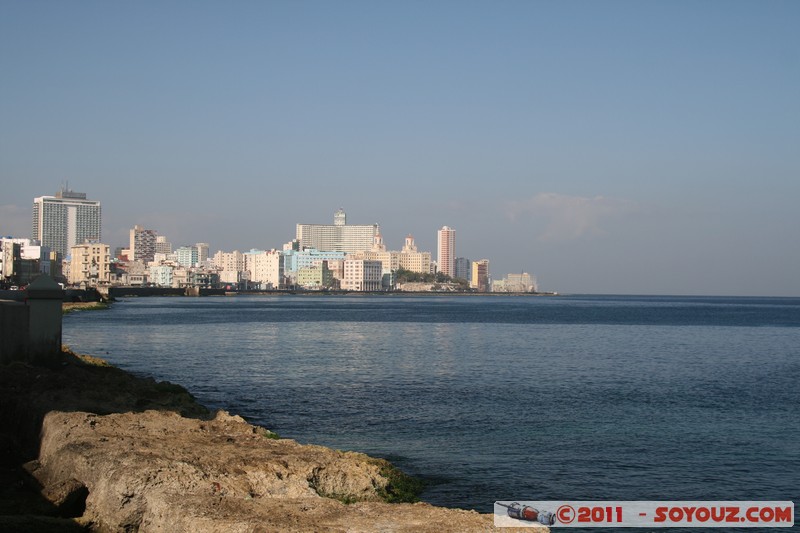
[
  {"left": 32, "top": 187, "right": 101, "bottom": 258},
  {"left": 129, "top": 225, "right": 157, "bottom": 263},
  {"left": 437, "top": 226, "right": 456, "bottom": 278}
]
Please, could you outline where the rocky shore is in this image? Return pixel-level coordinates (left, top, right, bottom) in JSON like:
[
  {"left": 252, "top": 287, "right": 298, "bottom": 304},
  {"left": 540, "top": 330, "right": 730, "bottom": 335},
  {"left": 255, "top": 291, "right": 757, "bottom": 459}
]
[{"left": 0, "top": 349, "right": 542, "bottom": 532}]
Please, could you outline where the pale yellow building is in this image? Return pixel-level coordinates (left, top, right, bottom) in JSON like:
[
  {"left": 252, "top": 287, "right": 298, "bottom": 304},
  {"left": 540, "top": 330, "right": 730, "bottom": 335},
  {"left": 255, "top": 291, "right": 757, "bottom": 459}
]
[
  {"left": 68, "top": 242, "right": 110, "bottom": 287},
  {"left": 244, "top": 249, "right": 284, "bottom": 289},
  {"left": 213, "top": 250, "right": 245, "bottom": 286},
  {"left": 471, "top": 259, "right": 490, "bottom": 292},
  {"left": 351, "top": 234, "right": 431, "bottom": 276},
  {"left": 398, "top": 235, "right": 431, "bottom": 274}
]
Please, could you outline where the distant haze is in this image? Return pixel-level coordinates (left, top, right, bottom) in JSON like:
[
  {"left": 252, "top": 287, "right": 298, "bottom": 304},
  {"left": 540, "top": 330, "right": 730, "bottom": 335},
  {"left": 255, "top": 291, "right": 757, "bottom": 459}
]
[{"left": 2, "top": 2, "right": 798, "bottom": 296}]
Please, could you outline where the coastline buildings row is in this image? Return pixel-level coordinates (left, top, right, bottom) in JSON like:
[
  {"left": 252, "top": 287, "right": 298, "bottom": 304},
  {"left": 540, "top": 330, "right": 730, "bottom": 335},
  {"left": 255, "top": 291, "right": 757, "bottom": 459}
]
[{"left": 2, "top": 190, "right": 538, "bottom": 293}]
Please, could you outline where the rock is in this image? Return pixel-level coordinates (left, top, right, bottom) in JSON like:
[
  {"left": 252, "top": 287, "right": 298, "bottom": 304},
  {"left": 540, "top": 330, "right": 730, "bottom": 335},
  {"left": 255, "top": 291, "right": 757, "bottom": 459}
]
[
  {"left": 25, "top": 409, "right": 539, "bottom": 532},
  {"left": 1, "top": 353, "right": 544, "bottom": 532}
]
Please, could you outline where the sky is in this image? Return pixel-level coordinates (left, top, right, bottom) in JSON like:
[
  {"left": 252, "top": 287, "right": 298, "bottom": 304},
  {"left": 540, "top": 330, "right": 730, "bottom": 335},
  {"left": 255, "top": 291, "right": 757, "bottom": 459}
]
[{"left": 1, "top": 1, "right": 799, "bottom": 296}]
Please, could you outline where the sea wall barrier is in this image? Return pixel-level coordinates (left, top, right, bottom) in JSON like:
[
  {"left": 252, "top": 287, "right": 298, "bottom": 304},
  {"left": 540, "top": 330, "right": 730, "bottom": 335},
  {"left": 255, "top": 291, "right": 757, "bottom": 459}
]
[
  {"left": 0, "top": 275, "right": 63, "bottom": 366},
  {"left": 106, "top": 286, "right": 227, "bottom": 298}
]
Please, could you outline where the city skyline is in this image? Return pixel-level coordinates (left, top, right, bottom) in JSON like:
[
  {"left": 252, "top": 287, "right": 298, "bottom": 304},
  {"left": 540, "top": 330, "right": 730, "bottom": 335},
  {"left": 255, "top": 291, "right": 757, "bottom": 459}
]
[{"left": 2, "top": 2, "right": 799, "bottom": 296}]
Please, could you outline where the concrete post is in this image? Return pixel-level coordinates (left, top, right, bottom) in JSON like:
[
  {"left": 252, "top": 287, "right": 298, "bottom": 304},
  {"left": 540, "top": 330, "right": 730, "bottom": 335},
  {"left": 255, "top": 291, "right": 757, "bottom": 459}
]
[
  {"left": 25, "top": 274, "right": 64, "bottom": 366},
  {"left": 0, "top": 300, "right": 29, "bottom": 364}
]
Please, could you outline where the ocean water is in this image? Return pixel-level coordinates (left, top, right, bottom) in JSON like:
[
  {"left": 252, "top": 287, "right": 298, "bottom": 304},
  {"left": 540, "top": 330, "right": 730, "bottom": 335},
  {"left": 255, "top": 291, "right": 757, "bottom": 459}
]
[{"left": 62, "top": 295, "right": 799, "bottom": 519}]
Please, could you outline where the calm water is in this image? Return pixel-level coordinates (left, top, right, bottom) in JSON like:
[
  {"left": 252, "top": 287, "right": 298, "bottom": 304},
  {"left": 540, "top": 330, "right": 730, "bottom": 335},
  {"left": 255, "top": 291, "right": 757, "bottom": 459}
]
[{"left": 63, "top": 295, "right": 800, "bottom": 517}]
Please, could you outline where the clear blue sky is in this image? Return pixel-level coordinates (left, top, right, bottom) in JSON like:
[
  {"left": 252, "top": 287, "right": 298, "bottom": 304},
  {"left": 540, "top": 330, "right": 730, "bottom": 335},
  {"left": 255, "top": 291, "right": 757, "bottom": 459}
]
[{"left": 2, "top": 1, "right": 798, "bottom": 295}]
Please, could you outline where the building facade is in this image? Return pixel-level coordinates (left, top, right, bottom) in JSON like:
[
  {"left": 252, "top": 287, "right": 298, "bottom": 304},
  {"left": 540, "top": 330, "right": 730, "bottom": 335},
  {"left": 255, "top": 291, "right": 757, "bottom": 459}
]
[
  {"left": 149, "top": 264, "right": 174, "bottom": 287},
  {"left": 195, "top": 243, "right": 210, "bottom": 264},
  {"left": 296, "top": 209, "right": 379, "bottom": 254},
  {"left": 454, "top": 257, "right": 471, "bottom": 280},
  {"left": 155, "top": 235, "right": 172, "bottom": 255},
  {"left": 1, "top": 238, "right": 59, "bottom": 286},
  {"left": 493, "top": 272, "right": 538, "bottom": 293},
  {"left": 470, "top": 259, "right": 490, "bottom": 292},
  {"left": 284, "top": 249, "right": 347, "bottom": 273},
  {"left": 129, "top": 225, "right": 157, "bottom": 263},
  {"left": 212, "top": 250, "right": 244, "bottom": 272},
  {"left": 341, "top": 259, "right": 382, "bottom": 291},
  {"left": 437, "top": 226, "right": 456, "bottom": 278},
  {"left": 398, "top": 235, "right": 432, "bottom": 275},
  {"left": 68, "top": 242, "right": 110, "bottom": 287},
  {"left": 175, "top": 246, "right": 199, "bottom": 268},
  {"left": 213, "top": 250, "right": 246, "bottom": 288},
  {"left": 297, "top": 260, "right": 335, "bottom": 290},
  {"left": 244, "top": 250, "right": 284, "bottom": 289},
  {"left": 32, "top": 188, "right": 101, "bottom": 258}
]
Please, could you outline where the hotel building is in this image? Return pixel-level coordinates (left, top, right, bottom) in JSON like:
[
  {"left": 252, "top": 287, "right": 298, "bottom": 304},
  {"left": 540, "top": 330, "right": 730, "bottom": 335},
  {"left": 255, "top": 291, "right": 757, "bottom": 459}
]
[
  {"left": 32, "top": 188, "right": 101, "bottom": 258},
  {"left": 296, "top": 209, "right": 379, "bottom": 254}
]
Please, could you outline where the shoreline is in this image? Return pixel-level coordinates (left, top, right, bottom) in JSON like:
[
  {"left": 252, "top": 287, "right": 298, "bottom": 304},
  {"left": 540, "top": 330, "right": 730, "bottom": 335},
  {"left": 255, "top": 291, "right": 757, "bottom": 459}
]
[
  {"left": 103, "top": 286, "right": 559, "bottom": 298},
  {"left": 1, "top": 348, "right": 540, "bottom": 531}
]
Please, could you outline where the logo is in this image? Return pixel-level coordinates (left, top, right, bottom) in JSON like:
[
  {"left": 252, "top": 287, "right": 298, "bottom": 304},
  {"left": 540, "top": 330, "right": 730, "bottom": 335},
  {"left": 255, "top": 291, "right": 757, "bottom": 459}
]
[{"left": 494, "top": 501, "right": 794, "bottom": 528}]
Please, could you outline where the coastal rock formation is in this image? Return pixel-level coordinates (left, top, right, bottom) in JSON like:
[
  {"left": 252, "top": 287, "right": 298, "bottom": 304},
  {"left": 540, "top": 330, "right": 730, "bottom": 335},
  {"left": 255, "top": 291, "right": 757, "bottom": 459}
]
[{"left": 1, "top": 352, "right": 544, "bottom": 532}]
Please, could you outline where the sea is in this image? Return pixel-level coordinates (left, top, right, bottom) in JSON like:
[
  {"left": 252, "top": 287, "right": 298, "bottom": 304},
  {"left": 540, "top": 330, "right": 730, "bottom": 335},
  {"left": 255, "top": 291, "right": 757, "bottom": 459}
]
[{"left": 62, "top": 294, "right": 799, "bottom": 525}]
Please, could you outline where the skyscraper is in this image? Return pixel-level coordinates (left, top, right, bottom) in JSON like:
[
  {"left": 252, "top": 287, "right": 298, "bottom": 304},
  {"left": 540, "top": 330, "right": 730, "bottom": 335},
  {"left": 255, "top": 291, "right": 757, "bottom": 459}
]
[
  {"left": 437, "top": 226, "right": 456, "bottom": 278},
  {"left": 32, "top": 187, "right": 101, "bottom": 258}
]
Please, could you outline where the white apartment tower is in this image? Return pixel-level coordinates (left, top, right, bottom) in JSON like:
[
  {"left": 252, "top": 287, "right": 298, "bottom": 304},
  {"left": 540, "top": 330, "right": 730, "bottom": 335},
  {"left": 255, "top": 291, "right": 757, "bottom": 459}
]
[
  {"left": 32, "top": 187, "right": 101, "bottom": 258},
  {"left": 296, "top": 209, "right": 379, "bottom": 254},
  {"left": 437, "top": 226, "right": 456, "bottom": 278}
]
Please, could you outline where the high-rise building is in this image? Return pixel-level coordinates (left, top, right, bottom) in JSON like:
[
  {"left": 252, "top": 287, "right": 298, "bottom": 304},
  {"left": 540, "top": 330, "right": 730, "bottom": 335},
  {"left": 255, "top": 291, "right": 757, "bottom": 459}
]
[
  {"left": 155, "top": 235, "right": 172, "bottom": 255},
  {"left": 195, "top": 243, "right": 210, "bottom": 264},
  {"left": 437, "top": 226, "right": 456, "bottom": 278},
  {"left": 32, "top": 187, "right": 101, "bottom": 258},
  {"left": 175, "top": 246, "right": 199, "bottom": 268},
  {"left": 296, "top": 209, "right": 379, "bottom": 254},
  {"left": 454, "top": 257, "right": 471, "bottom": 280},
  {"left": 129, "top": 225, "right": 157, "bottom": 263},
  {"left": 471, "top": 259, "right": 490, "bottom": 292}
]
